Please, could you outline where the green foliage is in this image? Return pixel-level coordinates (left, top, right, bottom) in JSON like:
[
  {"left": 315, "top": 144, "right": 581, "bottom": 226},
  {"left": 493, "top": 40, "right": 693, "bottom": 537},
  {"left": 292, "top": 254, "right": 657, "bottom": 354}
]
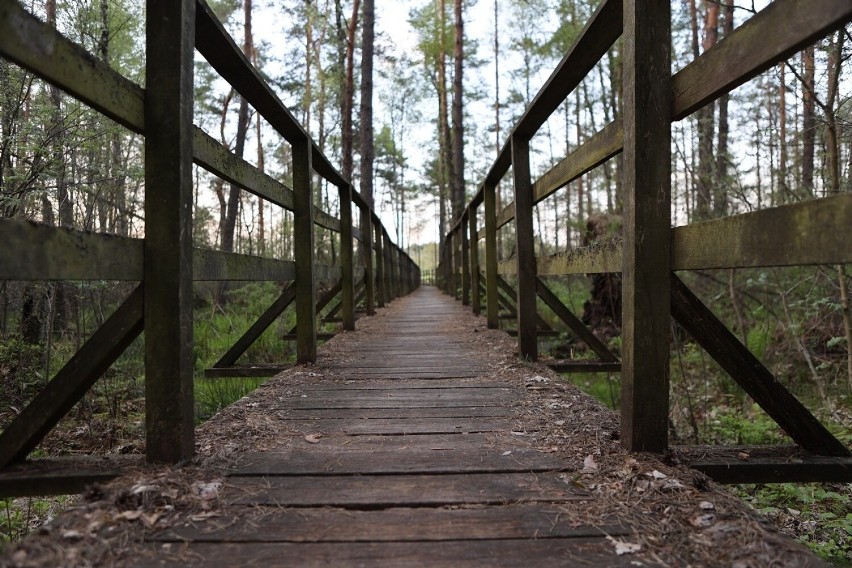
[
  {"left": 195, "top": 377, "right": 266, "bottom": 422},
  {"left": 735, "top": 483, "right": 852, "bottom": 565},
  {"left": 1, "top": 495, "right": 73, "bottom": 553}
]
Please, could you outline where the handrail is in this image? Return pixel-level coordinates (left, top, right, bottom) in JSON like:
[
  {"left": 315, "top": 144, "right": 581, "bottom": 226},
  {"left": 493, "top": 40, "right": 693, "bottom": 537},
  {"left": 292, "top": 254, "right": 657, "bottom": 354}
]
[
  {"left": 441, "top": 0, "right": 852, "bottom": 459},
  {"left": 0, "top": 0, "right": 420, "bottom": 472}
]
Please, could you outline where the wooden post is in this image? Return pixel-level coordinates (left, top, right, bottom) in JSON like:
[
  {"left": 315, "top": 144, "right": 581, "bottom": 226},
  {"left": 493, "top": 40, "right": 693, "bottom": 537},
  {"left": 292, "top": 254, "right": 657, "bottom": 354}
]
[
  {"left": 512, "top": 135, "right": 537, "bottom": 360},
  {"left": 384, "top": 231, "right": 395, "bottom": 301},
  {"left": 374, "top": 218, "right": 385, "bottom": 307},
  {"left": 470, "top": 206, "right": 481, "bottom": 315},
  {"left": 461, "top": 211, "right": 471, "bottom": 306},
  {"left": 621, "top": 0, "right": 672, "bottom": 452},
  {"left": 338, "top": 183, "right": 355, "bottom": 331},
  {"left": 292, "top": 136, "right": 317, "bottom": 364},
  {"left": 144, "top": 0, "right": 195, "bottom": 463},
  {"left": 483, "top": 184, "right": 499, "bottom": 328},
  {"left": 360, "top": 205, "right": 375, "bottom": 315},
  {"left": 454, "top": 226, "right": 463, "bottom": 301},
  {"left": 445, "top": 232, "right": 454, "bottom": 295}
]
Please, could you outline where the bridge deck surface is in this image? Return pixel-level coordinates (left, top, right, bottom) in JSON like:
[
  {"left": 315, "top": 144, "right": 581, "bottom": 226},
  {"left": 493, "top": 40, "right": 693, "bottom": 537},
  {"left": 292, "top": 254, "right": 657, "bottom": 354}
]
[{"left": 6, "top": 287, "right": 823, "bottom": 567}]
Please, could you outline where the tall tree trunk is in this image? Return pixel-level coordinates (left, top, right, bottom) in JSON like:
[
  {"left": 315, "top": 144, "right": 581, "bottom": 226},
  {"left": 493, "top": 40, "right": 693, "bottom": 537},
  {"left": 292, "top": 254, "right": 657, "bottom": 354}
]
[
  {"left": 824, "top": 31, "right": 843, "bottom": 196},
  {"left": 359, "top": 0, "right": 375, "bottom": 207},
  {"left": 340, "top": 0, "right": 359, "bottom": 181},
  {"left": 450, "top": 0, "right": 465, "bottom": 221},
  {"left": 801, "top": 46, "right": 816, "bottom": 195},
  {"left": 695, "top": 0, "right": 718, "bottom": 220},
  {"left": 713, "top": 0, "right": 733, "bottom": 217},
  {"left": 493, "top": 0, "right": 502, "bottom": 255},
  {"left": 778, "top": 62, "right": 788, "bottom": 201},
  {"left": 304, "top": 0, "right": 313, "bottom": 130}
]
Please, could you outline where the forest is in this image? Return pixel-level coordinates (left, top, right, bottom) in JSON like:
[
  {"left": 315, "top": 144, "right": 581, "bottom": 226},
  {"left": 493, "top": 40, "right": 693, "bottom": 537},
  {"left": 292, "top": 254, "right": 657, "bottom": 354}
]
[{"left": 0, "top": 0, "right": 850, "bottom": 563}]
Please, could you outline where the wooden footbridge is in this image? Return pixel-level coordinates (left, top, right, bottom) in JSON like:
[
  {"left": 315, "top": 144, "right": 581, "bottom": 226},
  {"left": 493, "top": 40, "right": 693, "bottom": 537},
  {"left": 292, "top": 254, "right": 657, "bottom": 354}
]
[{"left": 0, "top": 0, "right": 851, "bottom": 565}]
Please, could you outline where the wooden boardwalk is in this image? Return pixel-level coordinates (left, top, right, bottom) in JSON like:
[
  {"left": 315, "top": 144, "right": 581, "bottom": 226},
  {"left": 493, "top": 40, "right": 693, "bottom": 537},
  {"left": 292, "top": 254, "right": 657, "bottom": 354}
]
[
  {"left": 141, "top": 286, "right": 637, "bottom": 566},
  {"left": 126, "top": 286, "right": 820, "bottom": 567}
]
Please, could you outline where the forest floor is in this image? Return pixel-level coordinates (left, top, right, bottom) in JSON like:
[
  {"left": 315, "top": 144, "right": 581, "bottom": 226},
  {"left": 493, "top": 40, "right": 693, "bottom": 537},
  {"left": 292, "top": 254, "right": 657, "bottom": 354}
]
[{"left": 0, "top": 287, "right": 831, "bottom": 567}]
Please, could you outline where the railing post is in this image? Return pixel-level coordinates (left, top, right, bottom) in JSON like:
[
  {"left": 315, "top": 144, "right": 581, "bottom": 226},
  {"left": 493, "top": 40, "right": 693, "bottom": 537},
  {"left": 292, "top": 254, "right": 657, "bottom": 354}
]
[
  {"left": 444, "top": 233, "right": 453, "bottom": 295},
  {"left": 384, "top": 230, "right": 395, "bottom": 301},
  {"left": 374, "top": 217, "right": 385, "bottom": 307},
  {"left": 461, "top": 211, "right": 470, "bottom": 306},
  {"left": 454, "top": 226, "right": 462, "bottom": 301},
  {"left": 144, "top": 0, "right": 196, "bottom": 463},
  {"left": 360, "top": 205, "right": 375, "bottom": 315},
  {"left": 511, "top": 135, "right": 537, "bottom": 360},
  {"left": 483, "top": 183, "right": 499, "bottom": 329},
  {"left": 293, "top": 135, "right": 317, "bottom": 364},
  {"left": 469, "top": 205, "right": 480, "bottom": 315},
  {"left": 621, "top": 0, "right": 672, "bottom": 452},
  {"left": 338, "top": 183, "right": 355, "bottom": 331}
]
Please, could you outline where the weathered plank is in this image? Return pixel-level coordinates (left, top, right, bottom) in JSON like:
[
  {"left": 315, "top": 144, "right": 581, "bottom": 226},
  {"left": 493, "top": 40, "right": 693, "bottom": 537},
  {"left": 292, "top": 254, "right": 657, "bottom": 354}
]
[
  {"left": 620, "top": 0, "right": 671, "bottom": 453},
  {"left": 0, "top": 457, "right": 135, "bottom": 498},
  {"left": 154, "top": 504, "right": 627, "bottom": 543},
  {"left": 339, "top": 184, "right": 356, "bottom": 330},
  {"left": 141, "top": 539, "right": 642, "bottom": 568},
  {"left": 677, "top": 446, "right": 852, "bottom": 484},
  {"left": 203, "top": 366, "right": 291, "bottom": 378},
  {"left": 225, "top": 472, "right": 588, "bottom": 507},
  {"left": 143, "top": 0, "right": 196, "bottom": 464},
  {"left": 234, "top": 448, "right": 569, "bottom": 476},
  {"left": 275, "top": 418, "right": 516, "bottom": 435},
  {"left": 547, "top": 361, "right": 622, "bottom": 373},
  {"left": 279, "top": 407, "right": 514, "bottom": 420}
]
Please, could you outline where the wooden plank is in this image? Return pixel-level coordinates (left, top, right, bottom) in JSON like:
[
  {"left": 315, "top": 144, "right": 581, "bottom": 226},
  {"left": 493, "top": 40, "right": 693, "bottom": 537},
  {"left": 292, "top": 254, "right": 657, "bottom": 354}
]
[
  {"left": 0, "top": 219, "right": 142, "bottom": 281},
  {"left": 282, "top": 333, "right": 335, "bottom": 341},
  {"left": 279, "top": 407, "right": 514, "bottom": 420},
  {"left": 292, "top": 137, "right": 317, "bottom": 364},
  {"left": 535, "top": 277, "right": 618, "bottom": 362},
  {"left": 535, "top": 243, "right": 622, "bottom": 276},
  {"left": 514, "top": 0, "right": 621, "bottom": 139},
  {"left": 296, "top": 379, "right": 509, "bottom": 390},
  {"left": 274, "top": 418, "right": 515, "bottom": 435},
  {"left": 359, "top": 207, "right": 375, "bottom": 315},
  {"left": 461, "top": 212, "right": 471, "bottom": 306},
  {"left": 203, "top": 366, "right": 291, "bottom": 378},
  {"left": 672, "top": 194, "right": 852, "bottom": 269},
  {"left": 671, "top": 275, "right": 849, "bottom": 456},
  {"left": 143, "top": 0, "right": 195, "bottom": 464},
  {"left": 226, "top": 472, "right": 588, "bottom": 507},
  {"left": 533, "top": 121, "right": 623, "bottom": 205},
  {"left": 677, "top": 446, "right": 852, "bottom": 484},
  {"left": 286, "top": 399, "right": 512, "bottom": 410},
  {"left": 374, "top": 222, "right": 386, "bottom": 307},
  {"left": 0, "top": 457, "right": 135, "bottom": 498},
  {"left": 146, "top": 539, "right": 640, "bottom": 567},
  {"left": 671, "top": 0, "right": 852, "bottom": 120},
  {"left": 193, "top": 249, "right": 296, "bottom": 281},
  {"left": 547, "top": 361, "right": 622, "bottom": 373},
  {"left": 154, "top": 504, "right": 628, "bottom": 543},
  {"left": 212, "top": 283, "right": 296, "bottom": 368},
  {"left": 470, "top": 207, "right": 481, "bottom": 315},
  {"left": 620, "top": 0, "right": 671, "bottom": 453},
  {"left": 339, "top": 184, "right": 355, "bottom": 330},
  {"left": 0, "top": 287, "right": 143, "bottom": 467},
  {"left": 233, "top": 448, "right": 569, "bottom": 476},
  {"left": 0, "top": 0, "right": 145, "bottom": 133}
]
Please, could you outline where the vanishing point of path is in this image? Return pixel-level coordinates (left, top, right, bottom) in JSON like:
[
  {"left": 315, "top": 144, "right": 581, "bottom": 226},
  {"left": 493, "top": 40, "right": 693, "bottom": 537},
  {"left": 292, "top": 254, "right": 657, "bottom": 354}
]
[{"left": 5, "top": 287, "right": 825, "bottom": 567}]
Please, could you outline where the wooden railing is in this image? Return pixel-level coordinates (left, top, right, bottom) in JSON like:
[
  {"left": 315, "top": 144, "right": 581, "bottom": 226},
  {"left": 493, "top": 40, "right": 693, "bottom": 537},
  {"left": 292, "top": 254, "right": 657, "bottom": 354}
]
[
  {"left": 0, "top": 0, "right": 419, "bottom": 492},
  {"left": 440, "top": 0, "right": 851, "bottom": 481}
]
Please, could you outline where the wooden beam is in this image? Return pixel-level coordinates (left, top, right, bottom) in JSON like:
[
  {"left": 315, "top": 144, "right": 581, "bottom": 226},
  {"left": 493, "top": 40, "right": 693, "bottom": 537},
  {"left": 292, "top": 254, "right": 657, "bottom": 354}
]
[
  {"left": 360, "top": 208, "right": 375, "bottom": 315},
  {"left": 461, "top": 215, "right": 471, "bottom": 306},
  {"left": 511, "top": 135, "right": 538, "bottom": 361},
  {"left": 0, "top": 287, "right": 143, "bottom": 468},
  {"left": 288, "top": 280, "right": 343, "bottom": 334},
  {"left": 282, "top": 333, "right": 335, "bottom": 341},
  {"left": 676, "top": 446, "right": 852, "bottom": 484},
  {"left": 535, "top": 277, "right": 618, "bottom": 363},
  {"left": 547, "top": 361, "right": 622, "bottom": 373},
  {"left": 469, "top": 207, "right": 481, "bottom": 315},
  {"left": 204, "top": 366, "right": 292, "bottom": 379},
  {"left": 671, "top": 275, "right": 849, "bottom": 457},
  {"left": 374, "top": 222, "right": 386, "bottom": 307},
  {"left": 194, "top": 249, "right": 296, "bottom": 281},
  {"left": 339, "top": 184, "right": 356, "bottom": 330},
  {"left": 144, "top": 0, "right": 195, "bottom": 464},
  {"left": 292, "top": 137, "right": 317, "bottom": 364},
  {"left": 212, "top": 283, "right": 297, "bottom": 368},
  {"left": 0, "top": 457, "right": 132, "bottom": 498},
  {"left": 620, "top": 0, "right": 671, "bottom": 453}
]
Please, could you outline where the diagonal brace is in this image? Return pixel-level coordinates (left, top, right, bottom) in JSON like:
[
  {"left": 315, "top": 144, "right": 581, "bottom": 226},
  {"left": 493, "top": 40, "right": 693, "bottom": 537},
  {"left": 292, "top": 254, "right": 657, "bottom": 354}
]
[
  {"left": 496, "top": 274, "right": 552, "bottom": 330},
  {"left": 288, "top": 279, "right": 343, "bottom": 334},
  {"left": 0, "top": 286, "right": 144, "bottom": 467},
  {"left": 535, "top": 277, "right": 618, "bottom": 363},
  {"left": 214, "top": 282, "right": 297, "bottom": 368},
  {"left": 671, "top": 274, "right": 849, "bottom": 457}
]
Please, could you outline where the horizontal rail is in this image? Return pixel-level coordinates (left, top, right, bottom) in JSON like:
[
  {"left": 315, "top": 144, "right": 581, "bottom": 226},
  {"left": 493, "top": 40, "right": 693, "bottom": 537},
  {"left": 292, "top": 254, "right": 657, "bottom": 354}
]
[
  {"left": 473, "top": 0, "right": 852, "bottom": 233},
  {"left": 0, "top": 219, "right": 363, "bottom": 282}
]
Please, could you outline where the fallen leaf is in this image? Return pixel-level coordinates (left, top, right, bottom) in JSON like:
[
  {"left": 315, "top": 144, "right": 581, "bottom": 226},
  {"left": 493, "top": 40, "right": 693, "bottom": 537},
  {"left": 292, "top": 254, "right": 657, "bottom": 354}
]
[
  {"left": 192, "top": 480, "right": 222, "bottom": 500},
  {"left": 607, "top": 536, "right": 641, "bottom": 555},
  {"left": 737, "top": 452, "right": 750, "bottom": 461},
  {"left": 501, "top": 450, "right": 512, "bottom": 456},
  {"left": 115, "top": 510, "right": 143, "bottom": 522},
  {"left": 699, "top": 501, "right": 715, "bottom": 510},
  {"left": 691, "top": 514, "right": 715, "bottom": 527},
  {"left": 62, "top": 530, "right": 83, "bottom": 541},
  {"left": 649, "top": 470, "right": 667, "bottom": 480},
  {"left": 582, "top": 454, "right": 598, "bottom": 473},
  {"left": 304, "top": 433, "right": 322, "bottom": 444}
]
